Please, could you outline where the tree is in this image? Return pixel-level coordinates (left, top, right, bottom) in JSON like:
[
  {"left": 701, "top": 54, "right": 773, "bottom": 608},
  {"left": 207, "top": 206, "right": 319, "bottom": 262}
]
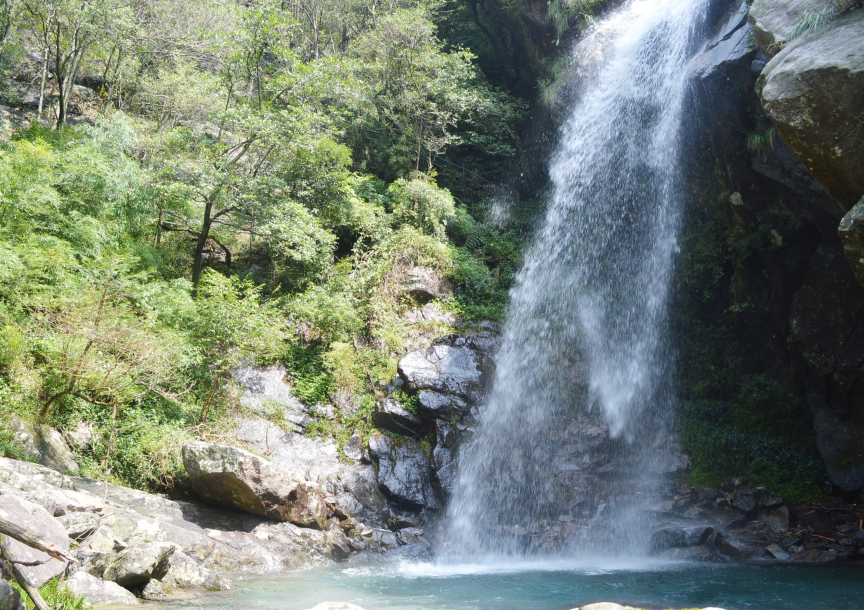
[{"left": 22, "top": 0, "right": 133, "bottom": 126}]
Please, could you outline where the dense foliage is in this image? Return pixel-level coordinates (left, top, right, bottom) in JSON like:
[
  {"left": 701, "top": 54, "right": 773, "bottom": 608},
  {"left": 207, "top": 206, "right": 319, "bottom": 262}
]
[{"left": 0, "top": 0, "right": 529, "bottom": 489}]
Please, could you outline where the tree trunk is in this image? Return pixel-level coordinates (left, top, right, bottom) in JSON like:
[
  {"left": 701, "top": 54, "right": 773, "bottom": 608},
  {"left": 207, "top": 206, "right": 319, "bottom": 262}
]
[{"left": 191, "top": 197, "right": 214, "bottom": 291}]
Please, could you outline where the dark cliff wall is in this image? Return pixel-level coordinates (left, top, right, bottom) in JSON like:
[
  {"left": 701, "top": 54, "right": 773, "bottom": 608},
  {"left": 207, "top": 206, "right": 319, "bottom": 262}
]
[{"left": 674, "top": 0, "right": 864, "bottom": 498}]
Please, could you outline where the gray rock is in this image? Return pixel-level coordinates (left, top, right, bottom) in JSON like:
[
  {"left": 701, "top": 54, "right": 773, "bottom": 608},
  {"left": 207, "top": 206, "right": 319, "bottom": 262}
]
[
  {"left": 372, "top": 399, "right": 424, "bottom": 437},
  {"left": 368, "top": 434, "right": 440, "bottom": 511},
  {"left": 161, "top": 551, "right": 221, "bottom": 591},
  {"left": 232, "top": 363, "right": 313, "bottom": 430},
  {"left": 182, "top": 442, "right": 327, "bottom": 528},
  {"left": 748, "top": 0, "right": 834, "bottom": 56},
  {"left": 0, "top": 494, "right": 70, "bottom": 587},
  {"left": 141, "top": 578, "right": 169, "bottom": 598},
  {"left": 234, "top": 419, "right": 388, "bottom": 525},
  {"left": 431, "top": 420, "right": 461, "bottom": 498},
  {"left": 757, "top": 504, "right": 790, "bottom": 533},
  {"left": 650, "top": 526, "right": 713, "bottom": 551},
  {"left": 343, "top": 430, "right": 364, "bottom": 463},
  {"left": 417, "top": 391, "right": 467, "bottom": 420},
  {"left": 757, "top": 10, "right": 864, "bottom": 208},
  {"left": 839, "top": 196, "right": 864, "bottom": 287},
  {"left": 103, "top": 541, "right": 175, "bottom": 588},
  {"left": 690, "top": 2, "right": 754, "bottom": 81},
  {"left": 66, "top": 572, "right": 138, "bottom": 606},
  {"left": 811, "top": 404, "right": 864, "bottom": 492},
  {"left": 0, "top": 579, "right": 24, "bottom": 610},
  {"left": 766, "top": 543, "right": 791, "bottom": 560},
  {"left": 59, "top": 511, "right": 101, "bottom": 541},
  {"left": 398, "top": 334, "right": 496, "bottom": 402},
  {"left": 25, "top": 486, "right": 103, "bottom": 517},
  {"left": 403, "top": 266, "right": 452, "bottom": 302},
  {"left": 714, "top": 532, "right": 755, "bottom": 559},
  {"left": 12, "top": 423, "right": 78, "bottom": 474}
]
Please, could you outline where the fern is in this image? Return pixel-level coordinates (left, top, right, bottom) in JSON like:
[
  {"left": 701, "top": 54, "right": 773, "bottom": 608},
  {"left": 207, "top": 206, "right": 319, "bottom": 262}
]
[
  {"left": 788, "top": 0, "right": 859, "bottom": 42},
  {"left": 746, "top": 126, "right": 778, "bottom": 159}
]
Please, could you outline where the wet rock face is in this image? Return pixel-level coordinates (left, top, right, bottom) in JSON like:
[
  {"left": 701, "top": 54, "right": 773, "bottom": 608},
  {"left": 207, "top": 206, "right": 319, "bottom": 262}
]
[
  {"left": 398, "top": 332, "right": 497, "bottom": 403},
  {"left": 368, "top": 433, "right": 440, "bottom": 511},
  {"left": 839, "top": 197, "right": 864, "bottom": 287},
  {"left": 182, "top": 442, "right": 327, "bottom": 528},
  {"left": 788, "top": 246, "right": 864, "bottom": 491},
  {"left": 372, "top": 399, "right": 424, "bottom": 438},
  {"left": 756, "top": 10, "right": 864, "bottom": 209}
]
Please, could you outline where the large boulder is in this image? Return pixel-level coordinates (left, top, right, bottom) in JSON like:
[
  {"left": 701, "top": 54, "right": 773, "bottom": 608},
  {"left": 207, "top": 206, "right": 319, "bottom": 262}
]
[
  {"left": 839, "top": 196, "right": 864, "bottom": 287},
  {"left": 233, "top": 419, "right": 388, "bottom": 526},
  {"left": 11, "top": 423, "right": 78, "bottom": 474},
  {"left": 368, "top": 434, "right": 440, "bottom": 511},
  {"left": 183, "top": 442, "right": 327, "bottom": 529},
  {"left": 66, "top": 572, "right": 138, "bottom": 606},
  {"left": 756, "top": 10, "right": 864, "bottom": 208},
  {"left": 748, "top": 0, "right": 834, "bottom": 57},
  {"left": 0, "top": 494, "right": 70, "bottom": 587},
  {"left": 397, "top": 333, "right": 497, "bottom": 403},
  {"left": 103, "top": 541, "right": 175, "bottom": 588}
]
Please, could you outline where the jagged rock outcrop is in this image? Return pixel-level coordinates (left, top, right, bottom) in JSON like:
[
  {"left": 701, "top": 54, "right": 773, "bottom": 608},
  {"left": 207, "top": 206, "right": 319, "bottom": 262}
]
[
  {"left": 232, "top": 418, "right": 388, "bottom": 526},
  {"left": 398, "top": 331, "right": 498, "bottom": 403},
  {"left": 680, "top": 0, "right": 864, "bottom": 495},
  {"left": 10, "top": 421, "right": 79, "bottom": 474},
  {"left": 839, "top": 196, "right": 864, "bottom": 286},
  {"left": 182, "top": 442, "right": 327, "bottom": 528},
  {"left": 368, "top": 433, "right": 440, "bottom": 511},
  {"left": 756, "top": 9, "right": 864, "bottom": 209},
  {"left": 372, "top": 399, "right": 424, "bottom": 438}
]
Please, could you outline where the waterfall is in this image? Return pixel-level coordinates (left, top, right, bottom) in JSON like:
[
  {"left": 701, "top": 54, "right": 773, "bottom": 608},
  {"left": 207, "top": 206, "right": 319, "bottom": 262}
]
[{"left": 445, "top": 0, "right": 710, "bottom": 559}]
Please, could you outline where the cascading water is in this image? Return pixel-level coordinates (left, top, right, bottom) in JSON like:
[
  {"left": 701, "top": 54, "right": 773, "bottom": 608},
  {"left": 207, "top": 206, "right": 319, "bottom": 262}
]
[{"left": 445, "top": 0, "right": 710, "bottom": 559}]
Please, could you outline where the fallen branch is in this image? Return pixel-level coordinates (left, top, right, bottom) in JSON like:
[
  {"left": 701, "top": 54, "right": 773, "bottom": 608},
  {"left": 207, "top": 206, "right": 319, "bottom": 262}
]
[
  {"left": 0, "top": 535, "right": 52, "bottom": 610},
  {"left": 0, "top": 517, "right": 77, "bottom": 563}
]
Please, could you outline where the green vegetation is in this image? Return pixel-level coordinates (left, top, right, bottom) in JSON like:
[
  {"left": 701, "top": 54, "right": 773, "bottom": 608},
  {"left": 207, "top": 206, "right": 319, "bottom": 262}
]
[
  {"left": 0, "top": 0, "right": 529, "bottom": 490},
  {"left": 673, "top": 176, "right": 826, "bottom": 501},
  {"left": 787, "top": 0, "right": 861, "bottom": 42},
  {"left": 12, "top": 578, "right": 88, "bottom": 610}
]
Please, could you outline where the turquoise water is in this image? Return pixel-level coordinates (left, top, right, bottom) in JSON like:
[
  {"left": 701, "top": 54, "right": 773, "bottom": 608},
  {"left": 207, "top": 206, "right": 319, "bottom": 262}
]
[{"left": 163, "top": 560, "right": 864, "bottom": 610}]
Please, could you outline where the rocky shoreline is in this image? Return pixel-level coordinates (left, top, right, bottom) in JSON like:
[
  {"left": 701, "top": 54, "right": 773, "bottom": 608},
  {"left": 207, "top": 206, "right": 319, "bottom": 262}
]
[{"left": 2, "top": 324, "right": 864, "bottom": 608}]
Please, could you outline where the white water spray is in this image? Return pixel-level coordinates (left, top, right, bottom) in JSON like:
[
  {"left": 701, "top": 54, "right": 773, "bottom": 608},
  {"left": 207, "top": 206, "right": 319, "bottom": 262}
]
[{"left": 445, "top": 0, "right": 710, "bottom": 558}]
